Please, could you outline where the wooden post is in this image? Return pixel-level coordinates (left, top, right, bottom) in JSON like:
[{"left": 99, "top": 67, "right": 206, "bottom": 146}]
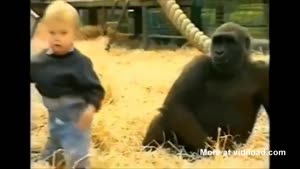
[
  {"left": 142, "top": 6, "right": 149, "bottom": 49},
  {"left": 99, "top": 7, "right": 107, "bottom": 26},
  {"left": 133, "top": 7, "right": 142, "bottom": 38},
  {"left": 79, "top": 9, "right": 89, "bottom": 25},
  {"left": 215, "top": 0, "right": 224, "bottom": 26},
  {"left": 88, "top": 8, "right": 98, "bottom": 25},
  {"left": 263, "top": 0, "right": 269, "bottom": 38}
]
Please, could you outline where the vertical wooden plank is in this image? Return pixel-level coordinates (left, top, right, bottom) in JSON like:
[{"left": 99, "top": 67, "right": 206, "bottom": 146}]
[
  {"left": 215, "top": 0, "right": 224, "bottom": 26},
  {"left": 88, "top": 8, "right": 98, "bottom": 25},
  {"left": 263, "top": 0, "right": 269, "bottom": 38},
  {"left": 142, "top": 6, "right": 149, "bottom": 49},
  {"left": 79, "top": 9, "right": 89, "bottom": 25},
  {"left": 191, "top": 0, "right": 203, "bottom": 29},
  {"left": 133, "top": 7, "right": 142, "bottom": 37},
  {"left": 98, "top": 7, "right": 107, "bottom": 26}
]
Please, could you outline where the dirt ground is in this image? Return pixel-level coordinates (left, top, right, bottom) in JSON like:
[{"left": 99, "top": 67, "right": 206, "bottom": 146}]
[{"left": 31, "top": 24, "right": 270, "bottom": 168}]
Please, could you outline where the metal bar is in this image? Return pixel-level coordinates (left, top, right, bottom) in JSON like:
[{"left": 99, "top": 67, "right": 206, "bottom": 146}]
[
  {"left": 148, "top": 34, "right": 186, "bottom": 39},
  {"left": 105, "top": 0, "right": 130, "bottom": 51},
  {"left": 30, "top": 9, "right": 41, "bottom": 39},
  {"left": 31, "top": 0, "right": 193, "bottom": 8},
  {"left": 31, "top": 9, "right": 40, "bottom": 19},
  {"left": 115, "top": 0, "right": 130, "bottom": 30}
]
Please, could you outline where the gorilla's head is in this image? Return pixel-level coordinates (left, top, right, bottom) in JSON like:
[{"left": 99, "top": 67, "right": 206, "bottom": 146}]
[{"left": 210, "top": 22, "right": 251, "bottom": 73}]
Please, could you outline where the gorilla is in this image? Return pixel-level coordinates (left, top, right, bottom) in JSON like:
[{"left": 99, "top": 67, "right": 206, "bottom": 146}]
[{"left": 142, "top": 22, "right": 269, "bottom": 154}]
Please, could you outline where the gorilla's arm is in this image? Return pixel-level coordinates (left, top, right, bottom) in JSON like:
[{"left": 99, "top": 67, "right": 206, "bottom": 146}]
[
  {"left": 162, "top": 105, "right": 210, "bottom": 150},
  {"left": 161, "top": 56, "right": 211, "bottom": 150},
  {"left": 163, "top": 56, "right": 210, "bottom": 106},
  {"left": 262, "top": 65, "right": 269, "bottom": 113},
  {"left": 256, "top": 61, "right": 269, "bottom": 113},
  {"left": 30, "top": 50, "right": 46, "bottom": 83}
]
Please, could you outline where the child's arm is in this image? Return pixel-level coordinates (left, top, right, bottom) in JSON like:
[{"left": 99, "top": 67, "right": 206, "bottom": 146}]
[
  {"left": 75, "top": 104, "right": 95, "bottom": 131},
  {"left": 78, "top": 57, "right": 105, "bottom": 112},
  {"left": 30, "top": 49, "right": 47, "bottom": 84},
  {"left": 75, "top": 57, "right": 105, "bottom": 131},
  {"left": 30, "top": 58, "right": 39, "bottom": 84},
  {"left": 30, "top": 56, "right": 35, "bottom": 84}
]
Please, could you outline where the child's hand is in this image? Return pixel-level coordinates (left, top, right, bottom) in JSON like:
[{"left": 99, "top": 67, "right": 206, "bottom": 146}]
[{"left": 75, "top": 104, "right": 96, "bottom": 131}]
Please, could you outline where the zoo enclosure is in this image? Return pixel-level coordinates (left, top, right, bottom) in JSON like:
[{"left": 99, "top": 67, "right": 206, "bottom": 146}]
[
  {"left": 201, "top": 0, "right": 269, "bottom": 39},
  {"left": 103, "top": 0, "right": 269, "bottom": 40},
  {"left": 31, "top": 0, "right": 269, "bottom": 48},
  {"left": 30, "top": 0, "right": 194, "bottom": 49}
]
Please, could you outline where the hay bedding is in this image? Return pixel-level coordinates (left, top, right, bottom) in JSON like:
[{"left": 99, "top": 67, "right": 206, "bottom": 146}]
[{"left": 31, "top": 26, "right": 270, "bottom": 168}]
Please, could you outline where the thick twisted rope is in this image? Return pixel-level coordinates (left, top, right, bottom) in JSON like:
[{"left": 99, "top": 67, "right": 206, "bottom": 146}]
[{"left": 157, "top": 0, "right": 212, "bottom": 53}]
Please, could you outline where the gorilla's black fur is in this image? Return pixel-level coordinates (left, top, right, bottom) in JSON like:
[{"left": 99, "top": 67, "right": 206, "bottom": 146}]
[{"left": 142, "top": 22, "right": 269, "bottom": 154}]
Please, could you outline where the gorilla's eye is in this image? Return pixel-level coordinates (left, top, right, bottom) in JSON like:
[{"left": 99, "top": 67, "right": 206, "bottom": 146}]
[
  {"left": 224, "top": 37, "right": 236, "bottom": 44},
  {"left": 213, "top": 35, "right": 236, "bottom": 45},
  {"left": 212, "top": 36, "right": 223, "bottom": 44}
]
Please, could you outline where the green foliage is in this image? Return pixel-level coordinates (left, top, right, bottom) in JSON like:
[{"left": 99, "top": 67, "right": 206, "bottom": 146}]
[
  {"left": 201, "top": 8, "right": 216, "bottom": 26},
  {"left": 228, "top": 4, "right": 267, "bottom": 26},
  {"left": 247, "top": 27, "right": 269, "bottom": 39},
  {"left": 201, "top": 2, "right": 268, "bottom": 38}
]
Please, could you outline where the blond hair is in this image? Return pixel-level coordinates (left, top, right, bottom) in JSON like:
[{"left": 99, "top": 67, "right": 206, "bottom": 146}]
[{"left": 42, "top": 0, "right": 81, "bottom": 29}]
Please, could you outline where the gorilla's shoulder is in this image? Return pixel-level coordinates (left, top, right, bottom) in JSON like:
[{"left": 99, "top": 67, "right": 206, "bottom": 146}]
[
  {"left": 251, "top": 59, "right": 268, "bottom": 70},
  {"left": 248, "top": 59, "right": 269, "bottom": 77},
  {"left": 182, "top": 55, "right": 211, "bottom": 73}
]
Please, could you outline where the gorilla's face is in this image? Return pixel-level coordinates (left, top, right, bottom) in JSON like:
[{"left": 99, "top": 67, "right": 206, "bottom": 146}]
[{"left": 210, "top": 25, "right": 250, "bottom": 73}]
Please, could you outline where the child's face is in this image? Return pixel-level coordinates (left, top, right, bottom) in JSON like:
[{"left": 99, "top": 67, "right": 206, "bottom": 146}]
[{"left": 46, "top": 21, "right": 76, "bottom": 55}]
